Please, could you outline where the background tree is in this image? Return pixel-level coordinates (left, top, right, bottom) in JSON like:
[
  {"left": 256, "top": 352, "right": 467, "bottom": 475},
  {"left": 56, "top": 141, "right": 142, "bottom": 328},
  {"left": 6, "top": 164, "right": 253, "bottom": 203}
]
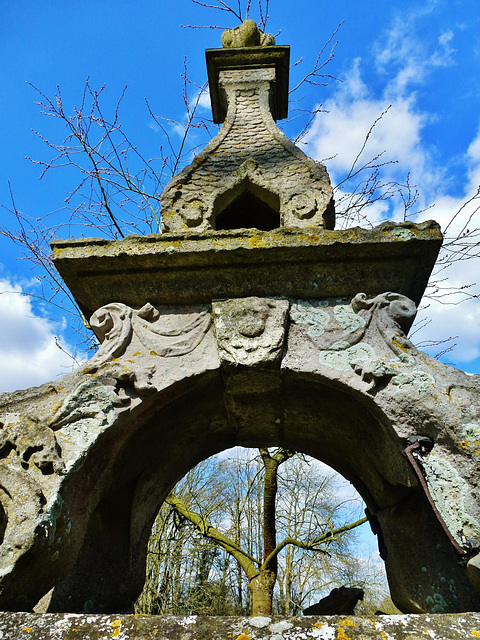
[{"left": 136, "top": 449, "right": 371, "bottom": 616}]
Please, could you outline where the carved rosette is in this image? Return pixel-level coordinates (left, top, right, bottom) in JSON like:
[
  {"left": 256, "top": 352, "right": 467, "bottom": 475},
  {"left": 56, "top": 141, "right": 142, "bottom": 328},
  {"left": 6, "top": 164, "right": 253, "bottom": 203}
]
[{"left": 212, "top": 297, "right": 289, "bottom": 367}]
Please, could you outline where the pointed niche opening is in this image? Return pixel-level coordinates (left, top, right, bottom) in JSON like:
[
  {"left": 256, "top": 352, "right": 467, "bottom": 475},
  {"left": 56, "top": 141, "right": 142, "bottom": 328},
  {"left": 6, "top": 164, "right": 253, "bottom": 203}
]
[{"left": 214, "top": 179, "right": 280, "bottom": 231}]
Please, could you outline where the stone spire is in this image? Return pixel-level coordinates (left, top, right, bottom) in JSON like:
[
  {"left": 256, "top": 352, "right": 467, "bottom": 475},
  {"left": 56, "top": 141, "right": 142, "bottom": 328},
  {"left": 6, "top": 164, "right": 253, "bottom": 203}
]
[{"left": 160, "top": 20, "right": 335, "bottom": 233}]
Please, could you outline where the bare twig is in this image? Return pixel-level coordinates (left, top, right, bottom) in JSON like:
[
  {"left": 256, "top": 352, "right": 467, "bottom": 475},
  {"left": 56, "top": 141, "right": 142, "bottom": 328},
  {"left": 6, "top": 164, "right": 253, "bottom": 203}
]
[{"left": 289, "top": 22, "right": 344, "bottom": 95}]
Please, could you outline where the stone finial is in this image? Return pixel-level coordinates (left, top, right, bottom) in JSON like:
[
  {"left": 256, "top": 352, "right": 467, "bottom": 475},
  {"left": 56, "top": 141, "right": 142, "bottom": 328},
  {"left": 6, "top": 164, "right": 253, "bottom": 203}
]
[
  {"left": 221, "top": 19, "right": 275, "bottom": 48},
  {"left": 161, "top": 37, "right": 335, "bottom": 233}
]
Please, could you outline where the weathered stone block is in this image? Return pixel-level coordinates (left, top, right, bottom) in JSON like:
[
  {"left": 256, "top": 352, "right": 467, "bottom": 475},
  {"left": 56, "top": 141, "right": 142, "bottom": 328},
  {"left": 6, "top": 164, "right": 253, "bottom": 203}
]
[
  {"left": 2, "top": 613, "right": 480, "bottom": 639},
  {"left": 51, "top": 221, "right": 442, "bottom": 322}
]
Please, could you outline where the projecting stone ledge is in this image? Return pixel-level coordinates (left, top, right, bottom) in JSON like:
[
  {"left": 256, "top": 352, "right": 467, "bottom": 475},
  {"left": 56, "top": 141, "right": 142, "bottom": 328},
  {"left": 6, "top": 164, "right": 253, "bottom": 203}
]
[
  {"left": 51, "top": 220, "right": 442, "bottom": 321},
  {"left": 1, "top": 613, "right": 479, "bottom": 639}
]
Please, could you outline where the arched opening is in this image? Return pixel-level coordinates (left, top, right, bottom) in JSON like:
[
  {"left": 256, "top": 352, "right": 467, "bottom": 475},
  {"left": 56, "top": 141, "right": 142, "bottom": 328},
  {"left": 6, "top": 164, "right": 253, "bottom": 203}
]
[
  {"left": 36, "top": 369, "right": 480, "bottom": 615},
  {"left": 214, "top": 179, "right": 280, "bottom": 231},
  {"left": 135, "top": 447, "right": 393, "bottom": 617}
]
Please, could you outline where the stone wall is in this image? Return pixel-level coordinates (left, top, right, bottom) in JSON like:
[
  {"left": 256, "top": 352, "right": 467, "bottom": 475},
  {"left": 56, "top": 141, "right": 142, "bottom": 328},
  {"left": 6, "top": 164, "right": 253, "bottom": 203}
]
[{"left": 2, "top": 613, "right": 480, "bottom": 639}]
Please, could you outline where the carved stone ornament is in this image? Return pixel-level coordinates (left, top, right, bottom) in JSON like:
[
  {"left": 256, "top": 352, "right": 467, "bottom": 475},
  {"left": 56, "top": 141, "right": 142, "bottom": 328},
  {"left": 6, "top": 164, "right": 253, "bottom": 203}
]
[
  {"left": 289, "top": 292, "right": 433, "bottom": 393},
  {"left": 212, "top": 297, "right": 289, "bottom": 367},
  {"left": 85, "top": 302, "right": 212, "bottom": 395},
  {"left": 1, "top": 292, "right": 480, "bottom": 614},
  {"left": 221, "top": 19, "right": 275, "bottom": 48},
  {"left": 284, "top": 191, "right": 318, "bottom": 221},
  {"left": 161, "top": 62, "right": 334, "bottom": 232}
]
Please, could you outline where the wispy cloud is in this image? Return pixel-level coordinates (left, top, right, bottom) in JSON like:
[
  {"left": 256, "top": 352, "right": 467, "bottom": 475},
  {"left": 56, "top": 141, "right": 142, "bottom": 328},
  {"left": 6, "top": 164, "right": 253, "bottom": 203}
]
[{"left": 374, "top": 8, "right": 456, "bottom": 96}]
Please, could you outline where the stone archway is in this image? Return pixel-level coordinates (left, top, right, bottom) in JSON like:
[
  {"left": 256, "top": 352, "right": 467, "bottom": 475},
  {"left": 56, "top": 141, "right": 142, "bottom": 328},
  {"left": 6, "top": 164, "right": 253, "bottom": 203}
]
[
  {"left": 2, "top": 21, "right": 480, "bottom": 621},
  {"left": 1, "top": 291, "right": 480, "bottom": 614}
]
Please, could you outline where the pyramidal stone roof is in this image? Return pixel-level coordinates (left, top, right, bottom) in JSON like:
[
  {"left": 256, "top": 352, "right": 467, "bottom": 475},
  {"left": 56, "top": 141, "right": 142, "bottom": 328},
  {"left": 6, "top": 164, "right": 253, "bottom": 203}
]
[{"left": 161, "top": 20, "right": 334, "bottom": 234}]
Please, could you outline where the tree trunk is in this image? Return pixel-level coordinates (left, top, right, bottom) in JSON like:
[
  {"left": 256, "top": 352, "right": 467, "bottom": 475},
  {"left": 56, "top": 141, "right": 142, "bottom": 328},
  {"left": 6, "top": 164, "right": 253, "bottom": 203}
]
[
  {"left": 160, "top": 451, "right": 367, "bottom": 616},
  {"left": 261, "top": 452, "right": 279, "bottom": 578},
  {"left": 248, "top": 568, "right": 277, "bottom": 616},
  {"left": 258, "top": 448, "right": 294, "bottom": 615}
]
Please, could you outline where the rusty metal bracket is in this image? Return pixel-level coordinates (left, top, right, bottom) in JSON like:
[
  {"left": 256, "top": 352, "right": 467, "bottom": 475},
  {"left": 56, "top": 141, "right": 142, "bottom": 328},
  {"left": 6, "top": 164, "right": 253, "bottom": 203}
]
[{"left": 403, "top": 439, "right": 469, "bottom": 557}]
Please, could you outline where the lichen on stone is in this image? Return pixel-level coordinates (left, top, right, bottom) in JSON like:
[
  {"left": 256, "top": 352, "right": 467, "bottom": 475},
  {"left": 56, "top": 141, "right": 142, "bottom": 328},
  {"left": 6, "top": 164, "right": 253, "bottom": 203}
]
[{"left": 421, "top": 454, "right": 480, "bottom": 546}]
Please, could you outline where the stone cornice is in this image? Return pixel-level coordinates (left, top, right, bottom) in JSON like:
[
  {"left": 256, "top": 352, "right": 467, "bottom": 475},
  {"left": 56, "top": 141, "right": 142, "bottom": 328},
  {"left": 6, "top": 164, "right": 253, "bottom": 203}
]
[{"left": 51, "top": 220, "right": 442, "bottom": 323}]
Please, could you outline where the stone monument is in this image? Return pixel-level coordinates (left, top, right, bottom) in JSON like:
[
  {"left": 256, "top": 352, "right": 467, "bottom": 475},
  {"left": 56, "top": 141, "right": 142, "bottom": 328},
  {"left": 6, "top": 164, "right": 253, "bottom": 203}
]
[{"left": 2, "top": 20, "right": 480, "bottom": 636}]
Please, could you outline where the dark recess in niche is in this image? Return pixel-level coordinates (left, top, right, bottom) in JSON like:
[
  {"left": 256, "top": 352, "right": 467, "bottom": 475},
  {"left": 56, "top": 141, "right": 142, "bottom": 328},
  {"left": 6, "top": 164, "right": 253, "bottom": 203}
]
[
  {"left": 0, "top": 502, "right": 6, "bottom": 546},
  {"left": 215, "top": 190, "right": 280, "bottom": 231}
]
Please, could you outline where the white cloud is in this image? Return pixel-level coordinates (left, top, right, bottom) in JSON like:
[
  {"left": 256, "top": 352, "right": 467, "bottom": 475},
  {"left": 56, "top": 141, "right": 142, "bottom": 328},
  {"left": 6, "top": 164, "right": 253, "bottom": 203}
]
[
  {"left": 196, "top": 86, "right": 212, "bottom": 111},
  {"left": 410, "top": 124, "right": 480, "bottom": 367},
  {"left": 413, "top": 296, "right": 480, "bottom": 366},
  {"left": 0, "top": 278, "right": 77, "bottom": 393},
  {"left": 374, "top": 9, "right": 455, "bottom": 93},
  {"left": 306, "top": 53, "right": 447, "bottom": 206},
  {"left": 303, "top": 16, "right": 480, "bottom": 371}
]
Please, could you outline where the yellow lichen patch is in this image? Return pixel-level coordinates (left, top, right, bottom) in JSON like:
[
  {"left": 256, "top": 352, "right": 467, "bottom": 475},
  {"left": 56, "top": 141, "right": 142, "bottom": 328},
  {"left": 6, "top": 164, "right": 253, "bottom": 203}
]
[
  {"left": 150, "top": 350, "right": 158, "bottom": 356},
  {"left": 336, "top": 627, "right": 352, "bottom": 640},
  {"left": 471, "top": 631, "right": 480, "bottom": 638},
  {"left": 312, "top": 621, "right": 324, "bottom": 628},
  {"left": 132, "top": 351, "right": 142, "bottom": 356},
  {"left": 391, "top": 337, "right": 410, "bottom": 353},
  {"left": 247, "top": 236, "right": 268, "bottom": 249},
  {"left": 22, "top": 628, "right": 33, "bottom": 633},
  {"left": 235, "top": 634, "right": 251, "bottom": 640},
  {"left": 339, "top": 619, "right": 355, "bottom": 627},
  {"left": 111, "top": 619, "right": 122, "bottom": 638}
]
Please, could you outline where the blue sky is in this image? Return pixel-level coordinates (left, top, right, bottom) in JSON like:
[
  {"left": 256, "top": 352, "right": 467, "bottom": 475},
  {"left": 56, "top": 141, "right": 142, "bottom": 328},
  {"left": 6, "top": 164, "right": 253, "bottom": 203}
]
[{"left": 0, "top": 0, "right": 480, "bottom": 392}]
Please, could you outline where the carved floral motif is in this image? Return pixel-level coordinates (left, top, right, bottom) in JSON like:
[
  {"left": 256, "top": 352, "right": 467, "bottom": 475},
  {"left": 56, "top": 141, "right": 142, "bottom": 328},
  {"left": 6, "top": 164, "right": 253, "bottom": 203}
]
[{"left": 213, "top": 297, "right": 289, "bottom": 366}]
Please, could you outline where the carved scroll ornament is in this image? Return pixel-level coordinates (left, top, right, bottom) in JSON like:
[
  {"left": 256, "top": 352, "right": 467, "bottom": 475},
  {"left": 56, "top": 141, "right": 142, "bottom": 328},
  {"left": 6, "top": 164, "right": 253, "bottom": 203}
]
[
  {"left": 290, "top": 292, "right": 434, "bottom": 392},
  {"left": 85, "top": 303, "right": 211, "bottom": 395}
]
